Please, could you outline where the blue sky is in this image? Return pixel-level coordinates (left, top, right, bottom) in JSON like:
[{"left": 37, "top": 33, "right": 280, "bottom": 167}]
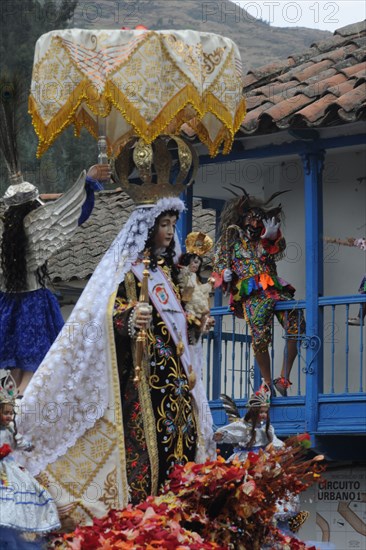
[{"left": 231, "top": 1, "right": 365, "bottom": 31}]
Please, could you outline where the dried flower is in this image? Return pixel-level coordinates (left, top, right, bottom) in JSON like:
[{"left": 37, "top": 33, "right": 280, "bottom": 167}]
[{"left": 51, "top": 436, "right": 323, "bottom": 550}]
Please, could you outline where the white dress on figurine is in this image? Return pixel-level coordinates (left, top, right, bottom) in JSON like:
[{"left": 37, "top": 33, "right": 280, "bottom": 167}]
[
  {"left": 214, "top": 418, "right": 284, "bottom": 460},
  {"left": 215, "top": 418, "right": 300, "bottom": 521},
  {"left": 0, "top": 426, "right": 60, "bottom": 533}
]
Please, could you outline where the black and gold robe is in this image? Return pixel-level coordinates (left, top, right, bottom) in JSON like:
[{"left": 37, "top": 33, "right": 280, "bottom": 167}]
[{"left": 113, "top": 265, "right": 197, "bottom": 503}]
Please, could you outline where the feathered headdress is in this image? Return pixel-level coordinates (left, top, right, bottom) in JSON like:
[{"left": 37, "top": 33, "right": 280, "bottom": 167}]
[
  {"left": 220, "top": 393, "right": 242, "bottom": 423},
  {"left": 219, "top": 184, "right": 290, "bottom": 235},
  {"left": 0, "top": 75, "right": 39, "bottom": 206},
  {"left": 0, "top": 370, "right": 19, "bottom": 405}
]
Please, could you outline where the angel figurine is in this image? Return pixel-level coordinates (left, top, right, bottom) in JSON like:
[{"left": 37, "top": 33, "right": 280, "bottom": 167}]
[
  {"left": 0, "top": 76, "right": 110, "bottom": 394},
  {"left": 213, "top": 384, "right": 309, "bottom": 536}
]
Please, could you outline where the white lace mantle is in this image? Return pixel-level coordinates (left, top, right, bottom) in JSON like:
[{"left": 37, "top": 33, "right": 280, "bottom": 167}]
[{"left": 16, "top": 197, "right": 185, "bottom": 475}]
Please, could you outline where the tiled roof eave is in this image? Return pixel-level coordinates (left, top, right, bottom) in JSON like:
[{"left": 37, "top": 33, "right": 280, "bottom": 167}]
[{"left": 240, "top": 22, "right": 366, "bottom": 135}]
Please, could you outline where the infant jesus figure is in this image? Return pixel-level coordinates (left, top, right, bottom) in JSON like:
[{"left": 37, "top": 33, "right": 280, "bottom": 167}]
[{"left": 178, "top": 232, "right": 215, "bottom": 338}]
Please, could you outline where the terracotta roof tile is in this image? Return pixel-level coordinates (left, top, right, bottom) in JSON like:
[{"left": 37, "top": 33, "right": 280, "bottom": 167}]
[
  {"left": 333, "top": 57, "right": 363, "bottom": 71},
  {"left": 334, "top": 82, "right": 366, "bottom": 112},
  {"left": 338, "top": 104, "right": 366, "bottom": 122},
  {"left": 242, "top": 73, "right": 258, "bottom": 88},
  {"left": 309, "top": 34, "right": 346, "bottom": 53},
  {"left": 270, "top": 85, "right": 306, "bottom": 103},
  {"left": 258, "top": 94, "right": 313, "bottom": 122},
  {"left": 240, "top": 102, "right": 275, "bottom": 133},
  {"left": 246, "top": 58, "right": 295, "bottom": 80},
  {"left": 347, "top": 36, "right": 366, "bottom": 50},
  {"left": 327, "top": 79, "right": 357, "bottom": 97},
  {"left": 310, "top": 46, "right": 356, "bottom": 64},
  {"left": 303, "top": 68, "right": 339, "bottom": 87},
  {"left": 348, "top": 47, "right": 366, "bottom": 63},
  {"left": 276, "top": 61, "right": 314, "bottom": 82},
  {"left": 334, "top": 21, "right": 366, "bottom": 37},
  {"left": 245, "top": 94, "right": 269, "bottom": 110},
  {"left": 340, "top": 61, "right": 366, "bottom": 77},
  {"left": 301, "top": 73, "right": 348, "bottom": 97},
  {"left": 255, "top": 80, "right": 299, "bottom": 98},
  {"left": 295, "top": 60, "right": 336, "bottom": 82},
  {"left": 288, "top": 46, "right": 322, "bottom": 64},
  {"left": 241, "top": 21, "right": 366, "bottom": 134},
  {"left": 292, "top": 93, "right": 339, "bottom": 124}
]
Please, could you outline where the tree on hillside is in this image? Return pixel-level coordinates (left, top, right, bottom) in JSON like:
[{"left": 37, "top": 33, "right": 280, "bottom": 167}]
[{"left": 0, "top": 0, "right": 96, "bottom": 194}]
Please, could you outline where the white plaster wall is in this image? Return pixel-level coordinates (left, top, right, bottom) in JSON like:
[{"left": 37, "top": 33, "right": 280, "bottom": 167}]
[{"left": 196, "top": 146, "right": 366, "bottom": 395}]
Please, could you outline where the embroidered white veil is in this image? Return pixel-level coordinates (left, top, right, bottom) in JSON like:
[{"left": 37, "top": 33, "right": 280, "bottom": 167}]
[{"left": 16, "top": 197, "right": 186, "bottom": 474}]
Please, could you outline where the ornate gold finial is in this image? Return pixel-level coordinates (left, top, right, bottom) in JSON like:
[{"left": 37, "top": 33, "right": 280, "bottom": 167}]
[
  {"left": 114, "top": 135, "right": 198, "bottom": 206},
  {"left": 134, "top": 251, "right": 151, "bottom": 384}
]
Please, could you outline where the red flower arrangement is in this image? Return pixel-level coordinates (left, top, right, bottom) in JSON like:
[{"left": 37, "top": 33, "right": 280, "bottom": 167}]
[
  {"left": 296, "top": 433, "right": 312, "bottom": 449},
  {"left": 51, "top": 435, "right": 323, "bottom": 550},
  {"left": 0, "top": 444, "right": 12, "bottom": 460},
  {"left": 59, "top": 502, "right": 222, "bottom": 550}
]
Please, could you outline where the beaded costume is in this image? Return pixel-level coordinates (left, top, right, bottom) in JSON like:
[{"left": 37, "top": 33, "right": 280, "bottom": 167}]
[
  {"left": 214, "top": 225, "right": 304, "bottom": 354},
  {"left": 213, "top": 189, "right": 306, "bottom": 361}
]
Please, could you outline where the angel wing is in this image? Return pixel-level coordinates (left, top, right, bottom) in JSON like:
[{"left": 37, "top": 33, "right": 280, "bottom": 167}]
[
  {"left": 24, "top": 171, "right": 87, "bottom": 272},
  {"left": 220, "top": 393, "right": 242, "bottom": 423}
]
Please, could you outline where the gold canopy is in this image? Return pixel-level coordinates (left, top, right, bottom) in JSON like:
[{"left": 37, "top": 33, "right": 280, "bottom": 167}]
[{"left": 29, "top": 29, "right": 245, "bottom": 158}]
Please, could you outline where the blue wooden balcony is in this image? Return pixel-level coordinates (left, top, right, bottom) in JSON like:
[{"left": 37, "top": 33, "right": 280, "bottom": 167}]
[{"left": 205, "top": 294, "right": 366, "bottom": 461}]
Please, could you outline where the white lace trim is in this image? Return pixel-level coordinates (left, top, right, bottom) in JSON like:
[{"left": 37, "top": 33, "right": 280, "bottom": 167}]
[{"left": 15, "top": 197, "right": 185, "bottom": 475}]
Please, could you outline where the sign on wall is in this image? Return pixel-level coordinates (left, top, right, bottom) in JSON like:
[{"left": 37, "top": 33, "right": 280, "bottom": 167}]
[{"left": 299, "top": 467, "right": 366, "bottom": 550}]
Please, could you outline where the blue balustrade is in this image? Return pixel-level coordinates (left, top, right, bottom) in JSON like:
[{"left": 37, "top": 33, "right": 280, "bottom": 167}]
[{"left": 205, "top": 294, "right": 366, "bottom": 445}]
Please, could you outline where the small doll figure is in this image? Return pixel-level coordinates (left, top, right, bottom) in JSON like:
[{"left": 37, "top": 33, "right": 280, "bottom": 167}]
[
  {"left": 213, "top": 383, "right": 308, "bottom": 535},
  {"left": 213, "top": 382, "right": 283, "bottom": 460},
  {"left": 0, "top": 371, "right": 60, "bottom": 547},
  {"left": 178, "top": 232, "right": 215, "bottom": 340}
]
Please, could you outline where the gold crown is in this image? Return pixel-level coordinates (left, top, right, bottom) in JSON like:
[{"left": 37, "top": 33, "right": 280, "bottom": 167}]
[
  {"left": 247, "top": 381, "right": 271, "bottom": 408},
  {"left": 0, "top": 370, "right": 19, "bottom": 405},
  {"left": 114, "top": 135, "right": 198, "bottom": 206},
  {"left": 185, "top": 232, "right": 213, "bottom": 256}
]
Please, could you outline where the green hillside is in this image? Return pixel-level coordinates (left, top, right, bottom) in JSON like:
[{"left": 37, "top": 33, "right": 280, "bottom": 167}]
[
  {"left": 72, "top": 0, "right": 330, "bottom": 69},
  {"left": 0, "top": 0, "right": 331, "bottom": 194}
]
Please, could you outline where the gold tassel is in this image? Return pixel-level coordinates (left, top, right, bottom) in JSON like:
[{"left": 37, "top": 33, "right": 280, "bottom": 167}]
[
  {"left": 176, "top": 332, "right": 185, "bottom": 357},
  {"left": 188, "top": 365, "right": 196, "bottom": 390}
]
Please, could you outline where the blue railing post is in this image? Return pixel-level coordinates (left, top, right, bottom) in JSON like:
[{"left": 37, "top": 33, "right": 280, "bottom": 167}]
[
  {"left": 301, "top": 147, "right": 325, "bottom": 440},
  {"left": 176, "top": 187, "right": 193, "bottom": 251}
]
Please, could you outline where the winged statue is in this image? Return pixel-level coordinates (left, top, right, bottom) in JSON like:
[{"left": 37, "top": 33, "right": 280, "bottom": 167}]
[{"left": 0, "top": 75, "right": 107, "bottom": 393}]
